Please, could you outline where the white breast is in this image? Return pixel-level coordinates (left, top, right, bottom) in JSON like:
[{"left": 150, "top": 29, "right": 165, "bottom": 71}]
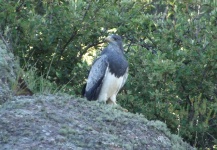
[{"left": 97, "top": 67, "right": 124, "bottom": 104}]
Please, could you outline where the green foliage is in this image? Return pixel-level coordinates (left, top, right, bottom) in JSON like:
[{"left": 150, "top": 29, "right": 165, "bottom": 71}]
[
  {"left": 119, "top": 1, "right": 217, "bottom": 148},
  {"left": 1, "top": 0, "right": 217, "bottom": 149}
]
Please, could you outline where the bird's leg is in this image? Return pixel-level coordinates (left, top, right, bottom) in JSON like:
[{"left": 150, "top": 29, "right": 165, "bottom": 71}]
[
  {"left": 109, "top": 96, "right": 128, "bottom": 112},
  {"left": 98, "top": 94, "right": 108, "bottom": 104},
  {"left": 106, "top": 98, "right": 115, "bottom": 104},
  {"left": 109, "top": 95, "right": 117, "bottom": 105}
]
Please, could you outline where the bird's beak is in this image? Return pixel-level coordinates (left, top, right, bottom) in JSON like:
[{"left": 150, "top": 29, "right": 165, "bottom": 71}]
[{"left": 105, "top": 35, "right": 113, "bottom": 42}]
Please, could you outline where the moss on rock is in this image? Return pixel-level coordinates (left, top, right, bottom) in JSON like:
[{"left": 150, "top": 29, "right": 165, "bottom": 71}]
[
  {"left": 0, "top": 39, "right": 17, "bottom": 104},
  {"left": 0, "top": 94, "right": 195, "bottom": 150}
]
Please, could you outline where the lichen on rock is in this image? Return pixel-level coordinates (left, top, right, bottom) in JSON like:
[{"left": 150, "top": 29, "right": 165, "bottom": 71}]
[
  {"left": 0, "top": 94, "right": 195, "bottom": 150},
  {"left": 0, "top": 38, "right": 21, "bottom": 104}
]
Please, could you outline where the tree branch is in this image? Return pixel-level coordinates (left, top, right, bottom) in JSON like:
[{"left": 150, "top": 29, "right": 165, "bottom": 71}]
[{"left": 57, "top": 2, "right": 91, "bottom": 63}]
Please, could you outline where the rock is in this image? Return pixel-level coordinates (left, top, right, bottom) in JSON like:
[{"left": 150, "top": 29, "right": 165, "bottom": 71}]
[
  {"left": 0, "top": 94, "right": 195, "bottom": 150},
  {"left": 0, "top": 38, "right": 33, "bottom": 104},
  {"left": 0, "top": 39, "right": 19, "bottom": 104}
]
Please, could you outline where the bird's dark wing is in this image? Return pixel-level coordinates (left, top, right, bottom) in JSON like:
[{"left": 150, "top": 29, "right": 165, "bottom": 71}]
[{"left": 85, "top": 55, "right": 108, "bottom": 100}]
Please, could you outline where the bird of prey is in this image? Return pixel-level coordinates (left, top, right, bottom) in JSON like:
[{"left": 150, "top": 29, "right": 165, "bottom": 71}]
[{"left": 84, "top": 34, "right": 128, "bottom": 105}]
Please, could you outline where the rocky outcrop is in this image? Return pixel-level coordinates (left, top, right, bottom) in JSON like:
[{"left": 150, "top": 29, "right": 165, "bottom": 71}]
[
  {"left": 0, "top": 94, "right": 195, "bottom": 150},
  {"left": 0, "top": 39, "right": 19, "bottom": 104}
]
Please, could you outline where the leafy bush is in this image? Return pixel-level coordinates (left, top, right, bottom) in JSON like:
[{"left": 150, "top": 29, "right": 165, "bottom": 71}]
[
  {"left": 119, "top": 1, "right": 217, "bottom": 148},
  {"left": 1, "top": 0, "right": 217, "bottom": 148}
]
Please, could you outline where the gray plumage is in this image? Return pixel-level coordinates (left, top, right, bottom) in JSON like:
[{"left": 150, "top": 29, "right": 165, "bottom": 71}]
[{"left": 84, "top": 34, "right": 128, "bottom": 104}]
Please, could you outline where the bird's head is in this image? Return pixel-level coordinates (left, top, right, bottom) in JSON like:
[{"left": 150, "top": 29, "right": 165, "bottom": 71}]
[{"left": 105, "top": 34, "right": 123, "bottom": 50}]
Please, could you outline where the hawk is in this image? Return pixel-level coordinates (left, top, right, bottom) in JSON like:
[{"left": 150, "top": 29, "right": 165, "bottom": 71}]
[{"left": 84, "top": 34, "right": 128, "bottom": 105}]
